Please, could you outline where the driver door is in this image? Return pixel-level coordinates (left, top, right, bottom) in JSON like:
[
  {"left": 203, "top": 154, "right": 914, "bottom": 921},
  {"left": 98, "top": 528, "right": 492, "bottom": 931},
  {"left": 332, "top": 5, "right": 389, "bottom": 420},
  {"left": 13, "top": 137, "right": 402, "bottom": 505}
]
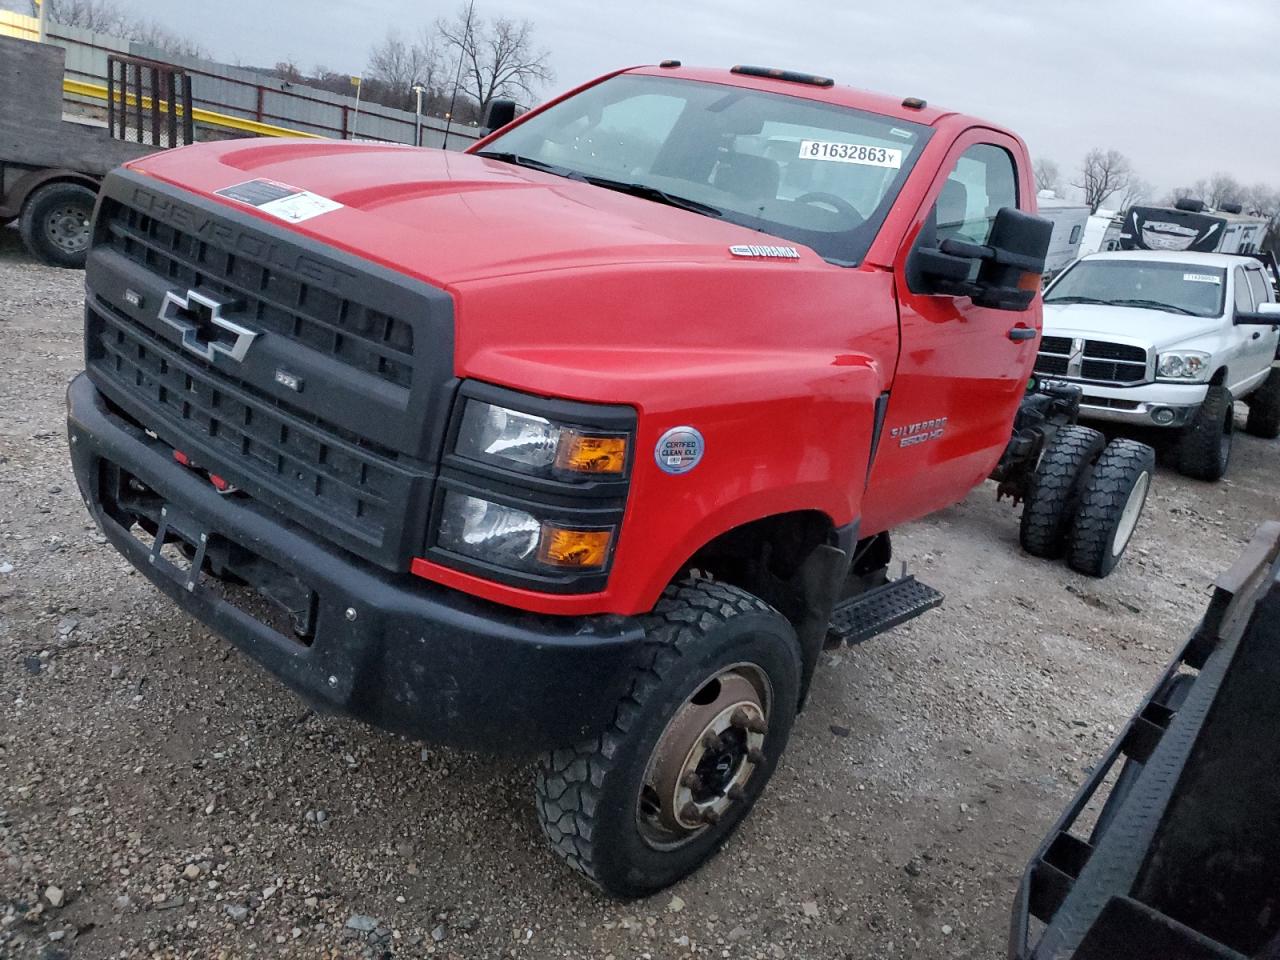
[{"left": 861, "top": 129, "right": 1039, "bottom": 534}]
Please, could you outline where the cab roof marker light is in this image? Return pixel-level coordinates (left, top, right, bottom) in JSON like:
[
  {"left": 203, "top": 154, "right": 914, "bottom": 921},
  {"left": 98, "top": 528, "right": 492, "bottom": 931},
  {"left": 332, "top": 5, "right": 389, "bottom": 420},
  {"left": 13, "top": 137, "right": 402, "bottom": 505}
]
[
  {"left": 659, "top": 59, "right": 682, "bottom": 68},
  {"left": 730, "top": 65, "right": 835, "bottom": 88},
  {"left": 902, "top": 96, "right": 927, "bottom": 109}
]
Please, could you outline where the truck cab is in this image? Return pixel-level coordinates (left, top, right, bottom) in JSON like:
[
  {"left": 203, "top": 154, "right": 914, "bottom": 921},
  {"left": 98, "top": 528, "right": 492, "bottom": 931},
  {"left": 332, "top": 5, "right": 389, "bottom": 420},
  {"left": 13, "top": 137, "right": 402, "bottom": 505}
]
[
  {"left": 1038, "top": 251, "right": 1280, "bottom": 479},
  {"left": 67, "top": 64, "right": 1056, "bottom": 896}
]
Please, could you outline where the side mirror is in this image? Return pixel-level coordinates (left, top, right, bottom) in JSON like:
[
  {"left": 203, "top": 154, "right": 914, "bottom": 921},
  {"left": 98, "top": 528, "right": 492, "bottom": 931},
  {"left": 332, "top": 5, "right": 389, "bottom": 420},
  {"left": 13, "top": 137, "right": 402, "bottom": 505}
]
[
  {"left": 1234, "top": 302, "right": 1280, "bottom": 325},
  {"left": 908, "top": 207, "right": 1053, "bottom": 311},
  {"left": 480, "top": 98, "right": 517, "bottom": 136}
]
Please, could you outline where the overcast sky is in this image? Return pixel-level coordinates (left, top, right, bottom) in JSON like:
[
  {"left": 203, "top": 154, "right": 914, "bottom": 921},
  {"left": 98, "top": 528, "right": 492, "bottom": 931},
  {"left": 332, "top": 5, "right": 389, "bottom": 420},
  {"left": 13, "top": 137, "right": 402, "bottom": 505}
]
[{"left": 91, "top": 0, "right": 1280, "bottom": 195}]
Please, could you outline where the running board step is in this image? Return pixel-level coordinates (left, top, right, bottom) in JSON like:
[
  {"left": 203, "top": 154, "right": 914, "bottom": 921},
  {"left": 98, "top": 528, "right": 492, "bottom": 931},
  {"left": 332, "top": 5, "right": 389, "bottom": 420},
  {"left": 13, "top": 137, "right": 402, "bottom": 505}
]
[{"left": 826, "top": 575, "right": 943, "bottom": 646}]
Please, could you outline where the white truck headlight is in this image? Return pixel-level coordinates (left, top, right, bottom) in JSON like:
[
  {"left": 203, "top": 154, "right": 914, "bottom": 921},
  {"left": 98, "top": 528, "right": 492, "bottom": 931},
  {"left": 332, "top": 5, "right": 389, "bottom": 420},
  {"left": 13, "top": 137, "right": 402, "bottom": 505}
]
[
  {"left": 455, "top": 400, "right": 629, "bottom": 478},
  {"left": 1156, "top": 351, "right": 1210, "bottom": 381}
]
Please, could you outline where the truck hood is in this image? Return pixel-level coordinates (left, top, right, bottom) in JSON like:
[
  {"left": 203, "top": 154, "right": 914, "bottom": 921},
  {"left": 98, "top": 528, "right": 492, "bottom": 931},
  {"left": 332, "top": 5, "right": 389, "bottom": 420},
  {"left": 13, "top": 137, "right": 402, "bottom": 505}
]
[
  {"left": 128, "top": 139, "right": 817, "bottom": 286},
  {"left": 1042, "top": 302, "right": 1222, "bottom": 350}
]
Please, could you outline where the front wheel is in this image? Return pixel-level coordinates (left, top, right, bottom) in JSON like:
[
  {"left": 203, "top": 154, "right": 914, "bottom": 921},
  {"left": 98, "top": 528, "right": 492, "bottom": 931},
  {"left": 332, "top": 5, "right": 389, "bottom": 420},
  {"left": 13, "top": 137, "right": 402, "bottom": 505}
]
[
  {"left": 535, "top": 578, "right": 801, "bottom": 898},
  {"left": 18, "top": 181, "right": 97, "bottom": 269},
  {"left": 1176, "top": 385, "right": 1233, "bottom": 481}
]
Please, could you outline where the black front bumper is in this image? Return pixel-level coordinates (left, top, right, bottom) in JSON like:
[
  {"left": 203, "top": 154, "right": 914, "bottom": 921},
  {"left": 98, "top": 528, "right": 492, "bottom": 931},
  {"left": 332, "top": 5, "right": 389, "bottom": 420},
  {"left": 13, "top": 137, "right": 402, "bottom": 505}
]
[{"left": 67, "top": 373, "right": 646, "bottom": 753}]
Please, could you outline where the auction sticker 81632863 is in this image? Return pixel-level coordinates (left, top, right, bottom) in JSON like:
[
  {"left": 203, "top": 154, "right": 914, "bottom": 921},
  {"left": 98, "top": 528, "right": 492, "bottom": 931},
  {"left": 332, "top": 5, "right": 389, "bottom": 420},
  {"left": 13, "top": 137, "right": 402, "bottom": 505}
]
[{"left": 798, "top": 141, "right": 902, "bottom": 168}]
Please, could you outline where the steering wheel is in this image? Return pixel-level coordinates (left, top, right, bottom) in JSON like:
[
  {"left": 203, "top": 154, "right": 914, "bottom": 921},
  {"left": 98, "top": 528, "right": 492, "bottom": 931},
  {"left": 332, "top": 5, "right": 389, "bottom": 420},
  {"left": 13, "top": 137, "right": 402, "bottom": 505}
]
[{"left": 796, "top": 191, "right": 862, "bottom": 223}]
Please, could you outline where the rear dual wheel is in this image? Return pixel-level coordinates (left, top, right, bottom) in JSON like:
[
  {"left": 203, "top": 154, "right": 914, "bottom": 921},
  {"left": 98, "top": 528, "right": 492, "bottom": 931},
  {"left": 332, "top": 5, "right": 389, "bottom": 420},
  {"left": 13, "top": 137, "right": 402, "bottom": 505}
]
[
  {"left": 535, "top": 578, "right": 800, "bottom": 898},
  {"left": 1019, "top": 427, "right": 1154, "bottom": 578},
  {"left": 1066, "top": 439, "right": 1155, "bottom": 578},
  {"left": 1019, "top": 425, "right": 1106, "bottom": 559}
]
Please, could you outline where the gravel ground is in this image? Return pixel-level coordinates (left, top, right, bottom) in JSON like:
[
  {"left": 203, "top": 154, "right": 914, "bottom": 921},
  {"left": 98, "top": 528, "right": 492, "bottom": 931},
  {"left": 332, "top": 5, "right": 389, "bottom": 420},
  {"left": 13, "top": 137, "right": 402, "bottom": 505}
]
[{"left": 1, "top": 224, "right": 1276, "bottom": 959}]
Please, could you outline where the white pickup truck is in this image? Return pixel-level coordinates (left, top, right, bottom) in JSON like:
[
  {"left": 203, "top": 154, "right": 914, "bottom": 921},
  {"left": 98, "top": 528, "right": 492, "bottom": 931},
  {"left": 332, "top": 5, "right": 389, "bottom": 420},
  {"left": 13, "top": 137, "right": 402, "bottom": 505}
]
[{"left": 1035, "top": 250, "right": 1280, "bottom": 480}]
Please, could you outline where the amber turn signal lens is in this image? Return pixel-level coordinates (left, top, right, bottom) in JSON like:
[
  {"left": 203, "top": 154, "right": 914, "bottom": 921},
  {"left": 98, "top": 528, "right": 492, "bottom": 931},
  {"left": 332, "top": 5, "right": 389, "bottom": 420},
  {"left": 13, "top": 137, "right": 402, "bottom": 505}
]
[
  {"left": 538, "top": 527, "right": 613, "bottom": 569},
  {"left": 556, "top": 433, "right": 627, "bottom": 474}
]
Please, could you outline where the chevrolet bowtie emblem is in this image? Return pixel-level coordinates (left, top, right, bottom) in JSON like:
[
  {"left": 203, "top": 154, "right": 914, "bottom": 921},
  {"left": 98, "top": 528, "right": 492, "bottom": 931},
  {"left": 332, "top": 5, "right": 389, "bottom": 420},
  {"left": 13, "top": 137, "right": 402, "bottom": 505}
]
[{"left": 158, "top": 289, "right": 258, "bottom": 363}]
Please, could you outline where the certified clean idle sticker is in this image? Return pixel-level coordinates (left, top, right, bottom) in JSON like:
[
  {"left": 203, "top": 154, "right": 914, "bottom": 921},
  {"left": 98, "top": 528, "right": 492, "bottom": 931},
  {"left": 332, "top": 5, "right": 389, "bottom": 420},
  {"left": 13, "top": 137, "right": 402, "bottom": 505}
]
[
  {"left": 215, "top": 179, "right": 343, "bottom": 223},
  {"left": 798, "top": 140, "right": 902, "bottom": 168},
  {"left": 655, "top": 426, "right": 705, "bottom": 475}
]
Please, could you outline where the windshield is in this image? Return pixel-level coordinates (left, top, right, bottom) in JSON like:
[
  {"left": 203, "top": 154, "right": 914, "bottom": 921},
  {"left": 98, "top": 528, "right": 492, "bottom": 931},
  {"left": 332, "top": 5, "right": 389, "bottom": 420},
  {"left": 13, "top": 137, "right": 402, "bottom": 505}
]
[
  {"left": 1045, "top": 259, "right": 1227, "bottom": 318},
  {"left": 478, "top": 74, "right": 931, "bottom": 265}
]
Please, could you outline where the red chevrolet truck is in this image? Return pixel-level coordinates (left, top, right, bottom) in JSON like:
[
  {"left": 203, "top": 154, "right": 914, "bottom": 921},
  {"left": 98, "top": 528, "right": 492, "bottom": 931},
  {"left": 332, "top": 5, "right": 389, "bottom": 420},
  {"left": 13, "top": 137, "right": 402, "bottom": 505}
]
[{"left": 67, "top": 63, "right": 1153, "bottom": 896}]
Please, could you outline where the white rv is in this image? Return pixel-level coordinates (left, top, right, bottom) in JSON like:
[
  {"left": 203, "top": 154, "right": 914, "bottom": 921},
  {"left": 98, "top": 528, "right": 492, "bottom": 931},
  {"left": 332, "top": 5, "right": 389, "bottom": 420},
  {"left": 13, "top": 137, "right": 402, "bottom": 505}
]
[
  {"left": 1036, "top": 191, "right": 1091, "bottom": 279},
  {"left": 1116, "top": 199, "right": 1269, "bottom": 254}
]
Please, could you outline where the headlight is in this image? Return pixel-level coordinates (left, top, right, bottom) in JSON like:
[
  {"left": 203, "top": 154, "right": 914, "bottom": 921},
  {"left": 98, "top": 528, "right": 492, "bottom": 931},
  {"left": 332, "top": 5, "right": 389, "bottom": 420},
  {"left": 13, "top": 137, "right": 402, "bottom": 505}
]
[
  {"left": 1156, "top": 351, "right": 1210, "bottom": 380},
  {"left": 436, "top": 492, "right": 614, "bottom": 572},
  {"left": 455, "top": 400, "right": 629, "bottom": 478}
]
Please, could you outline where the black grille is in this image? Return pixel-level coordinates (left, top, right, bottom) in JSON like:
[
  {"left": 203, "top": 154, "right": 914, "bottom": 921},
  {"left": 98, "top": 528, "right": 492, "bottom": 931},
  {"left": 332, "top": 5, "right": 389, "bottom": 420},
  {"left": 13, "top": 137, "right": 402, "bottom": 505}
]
[
  {"left": 90, "top": 303, "right": 423, "bottom": 553},
  {"left": 1082, "top": 359, "right": 1146, "bottom": 383},
  {"left": 101, "top": 204, "right": 416, "bottom": 388},
  {"left": 84, "top": 170, "right": 457, "bottom": 569},
  {"left": 1035, "top": 355, "right": 1070, "bottom": 376},
  {"left": 1082, "top": 395, "right": 1141, "bottom": 410},
  {"left": 1085, "top": 340, "right": 1146, "bottom": 363},
  {"left": 1040, "top": 336, "right": 1073, "bottom": 354}
]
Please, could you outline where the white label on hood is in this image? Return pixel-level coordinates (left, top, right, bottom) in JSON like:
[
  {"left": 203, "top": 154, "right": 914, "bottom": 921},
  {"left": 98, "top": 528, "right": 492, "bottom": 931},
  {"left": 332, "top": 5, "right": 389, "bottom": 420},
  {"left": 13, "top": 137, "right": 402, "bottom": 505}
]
[
  {"left": 1183, "top": 273, "right": 1221, "bottom": 284},
  {"left": 216, "top": 179, "right": 343, "bottom": 222}
]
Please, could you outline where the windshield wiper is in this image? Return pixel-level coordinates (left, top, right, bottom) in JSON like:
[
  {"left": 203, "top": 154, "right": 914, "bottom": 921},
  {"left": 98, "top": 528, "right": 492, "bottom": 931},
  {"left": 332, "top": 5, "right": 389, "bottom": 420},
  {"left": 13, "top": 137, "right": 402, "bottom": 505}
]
[
  {"left": 1044, "top": 295, "right": 1113, "bottom": 306},
  {"left": 474, "top": 151, "right": 584, "bottom": 180},
  {"left": 1108, "top": 298, "right": 1197, "bottom": 316},
  {"left": 583, "top": 176, "right": 724, "bottom": 218}
]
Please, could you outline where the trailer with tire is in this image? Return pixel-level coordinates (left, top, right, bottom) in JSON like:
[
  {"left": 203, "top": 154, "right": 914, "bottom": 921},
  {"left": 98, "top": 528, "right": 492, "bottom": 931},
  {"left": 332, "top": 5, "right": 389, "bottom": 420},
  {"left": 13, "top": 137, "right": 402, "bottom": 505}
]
[
  {"left": 0, "top": 34, "right": 192, "bottom": 268},
  {"left": 1011, "top": 521, "right": 1280, "bottom": 959}
]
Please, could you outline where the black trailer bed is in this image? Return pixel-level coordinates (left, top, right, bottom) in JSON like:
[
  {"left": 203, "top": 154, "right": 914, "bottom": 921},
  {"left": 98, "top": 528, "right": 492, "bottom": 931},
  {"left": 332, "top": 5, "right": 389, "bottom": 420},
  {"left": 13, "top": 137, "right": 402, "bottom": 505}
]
[{"left": 1012, "top": 520, "right": 1280, "bottom": 960}]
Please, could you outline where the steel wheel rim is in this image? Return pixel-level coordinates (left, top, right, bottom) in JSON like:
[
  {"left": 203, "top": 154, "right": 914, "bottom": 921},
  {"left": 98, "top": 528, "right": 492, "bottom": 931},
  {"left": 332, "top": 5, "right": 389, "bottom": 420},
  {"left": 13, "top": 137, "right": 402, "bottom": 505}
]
[
  {"left": 44, "top": 204, "right": 91, "bottom": 253},
  {"left": 1111, "top": 471, "right": 1149, "bottom": 557},
  {"left": 637, "top": 663, "right": 771, "bottom": 850}
]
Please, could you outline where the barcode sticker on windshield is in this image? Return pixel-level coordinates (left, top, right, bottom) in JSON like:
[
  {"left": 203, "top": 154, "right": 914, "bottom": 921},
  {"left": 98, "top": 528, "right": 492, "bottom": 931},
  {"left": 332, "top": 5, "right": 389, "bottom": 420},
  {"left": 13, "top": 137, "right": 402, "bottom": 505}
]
[
  {"left": 1183, "top": 273, "right": 1221, "bottom": 284},
  {"left": 798, "top": 141, "right": 902, "bottom": 168}
]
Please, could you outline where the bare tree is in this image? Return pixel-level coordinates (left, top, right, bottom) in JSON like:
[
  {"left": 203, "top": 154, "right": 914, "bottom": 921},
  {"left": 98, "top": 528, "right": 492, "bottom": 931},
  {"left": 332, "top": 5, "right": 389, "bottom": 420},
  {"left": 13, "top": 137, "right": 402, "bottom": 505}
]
[
  {"left": 30, "top": 0, "right": 124, "bottom": 31},
  {"left": 1116, "top": 177, "right": 1152, "bottom": 213},
  {"left": 1071, "top": 148, "right": 1134, "bottom": 214},
  {"left": 436, "top": 3, "right": 554, "bottom": 112},
  {"left": 1033, "top": 158, "right": 1061, "bottom": 195},
  {"left": 31, "top": 0, "right": 207, "bottom": 55},
  {"left": 130, "top": 19, "right": 209, "bottom": 58},
  {"left": 368, "top": 31, "right": 437, "bottom": 93},
  {"left": 1205, "top": 172, "right": 1244, "bottom": 210}
]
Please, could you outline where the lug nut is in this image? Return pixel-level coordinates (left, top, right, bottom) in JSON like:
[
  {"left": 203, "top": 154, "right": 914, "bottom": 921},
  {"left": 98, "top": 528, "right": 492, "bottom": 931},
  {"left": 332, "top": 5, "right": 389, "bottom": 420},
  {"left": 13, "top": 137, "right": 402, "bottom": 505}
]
[
  {"left": 727, "top": 784, "right": 748, "bottom": 803},
  {"left": 679, "top": 802, "right": 702, "bottom": 823},
  {"left": 731, "top": 708, "right": 768, "bottom": 735},
  {"left": 701, "top": 732, "right": 723, "bottom": 752},
  {"left": 680, "top": 771, "right": 704, "bottom": 791},
  {"left": 701, "top": 806, "right": 721, "bottom": 825},
  {"left": 747, "top": 748, "right": 767, "bottom": 767}
]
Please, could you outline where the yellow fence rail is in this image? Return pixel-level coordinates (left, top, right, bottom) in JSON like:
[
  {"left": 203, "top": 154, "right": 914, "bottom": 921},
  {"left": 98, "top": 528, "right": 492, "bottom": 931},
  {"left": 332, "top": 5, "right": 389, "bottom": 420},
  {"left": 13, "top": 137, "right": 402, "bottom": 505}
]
[
  {"left": 0, "top": 10, "right": 39, "bottom": 40},
  {"left": 63, "top": 78, "right": 325, "bottom": 140}
]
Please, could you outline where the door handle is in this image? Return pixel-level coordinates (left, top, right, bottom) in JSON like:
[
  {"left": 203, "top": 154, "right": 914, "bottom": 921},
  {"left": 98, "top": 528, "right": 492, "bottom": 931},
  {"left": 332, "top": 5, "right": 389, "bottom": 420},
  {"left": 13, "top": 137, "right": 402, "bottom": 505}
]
[{"left": 1007, "top": 326, "right": 1037, "bottom": 342}]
